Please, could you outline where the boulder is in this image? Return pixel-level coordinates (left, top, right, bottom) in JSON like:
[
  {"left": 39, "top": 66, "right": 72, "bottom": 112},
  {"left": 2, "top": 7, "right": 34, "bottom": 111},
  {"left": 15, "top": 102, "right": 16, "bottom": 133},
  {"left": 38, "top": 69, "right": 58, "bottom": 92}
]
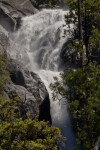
[{"left": 4, "top": 59, "right": 51, "bottom": 122}]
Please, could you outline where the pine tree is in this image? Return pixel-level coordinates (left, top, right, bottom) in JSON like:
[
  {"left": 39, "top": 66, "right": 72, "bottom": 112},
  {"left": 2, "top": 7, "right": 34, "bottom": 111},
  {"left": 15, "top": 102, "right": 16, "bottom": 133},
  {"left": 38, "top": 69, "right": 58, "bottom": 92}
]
[
  {"left": 64, "top": 0, "right": 100, "bottom": 65},
  {"left": 51, "top": 1, "right": 100, "bottom": 149},
  {"left": 51, "top": 62, "right": 100, "bottom": 149}
]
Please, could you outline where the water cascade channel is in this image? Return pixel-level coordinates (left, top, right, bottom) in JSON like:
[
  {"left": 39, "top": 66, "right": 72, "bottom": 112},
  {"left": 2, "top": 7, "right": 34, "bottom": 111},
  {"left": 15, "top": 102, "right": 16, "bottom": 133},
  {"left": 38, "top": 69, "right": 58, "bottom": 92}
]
[{"left": 8, "top": 9, "right": 77, "bottom": 150}]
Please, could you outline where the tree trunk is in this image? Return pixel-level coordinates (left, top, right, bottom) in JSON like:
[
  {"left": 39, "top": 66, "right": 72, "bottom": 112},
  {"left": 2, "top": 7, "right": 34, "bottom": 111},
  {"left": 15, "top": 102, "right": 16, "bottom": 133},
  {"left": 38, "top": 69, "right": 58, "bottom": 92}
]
[
  {"left": 84, "top": 3, "right": 90, "bottom": 63},
  {"left": 78, "top": 0, "right": 82, "bottom": 39},
  {"left": 78, "top": 0, "right": 84, "bottom": 66}
]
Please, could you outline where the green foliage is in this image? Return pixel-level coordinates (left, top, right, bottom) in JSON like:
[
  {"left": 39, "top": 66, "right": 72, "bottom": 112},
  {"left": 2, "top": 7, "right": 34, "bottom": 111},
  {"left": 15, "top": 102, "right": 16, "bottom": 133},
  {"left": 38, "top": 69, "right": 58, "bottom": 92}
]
[
  {"left": 0, "top": 54, "right": 65, "bottom": 150},
  {"left": 0, "top": 54, "right": 9, "bottom": 94},
  {"left": 64, "top": 0, "right": 100, "bottom": 63},
  {"left": 68, "top": 40, "right": 83, "bottom": 53},
  {"left": 0, "top": 96, "right": 65, "bottom": 150},
  {"left": 51, "top": 1, "right": 100, "bottom": 149},
  {"left": 51, "top": 62, "right": 100, "bottom": 149},
  {"left": 0, "top": 95, "right": 20, "bottom": 122},
  {"left": 89, "top": 29, "right": 100, "bottom": 52}
]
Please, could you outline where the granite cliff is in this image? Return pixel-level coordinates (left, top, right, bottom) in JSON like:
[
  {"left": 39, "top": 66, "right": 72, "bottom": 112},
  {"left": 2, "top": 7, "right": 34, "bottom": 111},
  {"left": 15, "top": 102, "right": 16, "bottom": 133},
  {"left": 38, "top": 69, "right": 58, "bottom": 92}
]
[{"left": 0, "top": 0, "right": 51, "bottom": 122}]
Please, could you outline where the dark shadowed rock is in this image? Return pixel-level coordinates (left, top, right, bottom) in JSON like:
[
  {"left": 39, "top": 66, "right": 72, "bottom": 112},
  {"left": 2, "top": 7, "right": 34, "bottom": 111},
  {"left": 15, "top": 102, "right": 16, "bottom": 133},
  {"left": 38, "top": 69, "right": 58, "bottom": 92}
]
[
  {"left": 5, "top": 59, "right": 51, "bottom": 122},
  {"left": 39, "top": 94, "right": 51, "bottom": 123},
  {"left": 60, "top": 38, "right": 80, "bottom": 69}
]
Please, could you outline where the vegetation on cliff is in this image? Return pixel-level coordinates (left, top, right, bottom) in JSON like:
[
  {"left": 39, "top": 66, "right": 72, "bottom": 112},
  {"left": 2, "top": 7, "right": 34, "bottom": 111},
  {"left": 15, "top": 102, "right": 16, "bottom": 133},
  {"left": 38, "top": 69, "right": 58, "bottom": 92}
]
[
  {"left": 0, "top": 54, "right": 9, "bottom": 94},
  {"left": 51, "top": 62, "right": 100, "bottom": 149},
  {"left": 0, "top": 0, "right": 100, "bottom": 149},
  {"left": 0, "top": 54, "right": 65, "bottom": 150}
]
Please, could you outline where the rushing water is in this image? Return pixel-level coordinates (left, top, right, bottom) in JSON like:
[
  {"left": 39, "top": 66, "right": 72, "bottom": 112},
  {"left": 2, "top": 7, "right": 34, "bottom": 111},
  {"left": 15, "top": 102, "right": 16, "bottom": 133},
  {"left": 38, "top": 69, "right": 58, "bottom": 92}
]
[{"left": 8, "top": 9, "right": 77, "bottom": 150}]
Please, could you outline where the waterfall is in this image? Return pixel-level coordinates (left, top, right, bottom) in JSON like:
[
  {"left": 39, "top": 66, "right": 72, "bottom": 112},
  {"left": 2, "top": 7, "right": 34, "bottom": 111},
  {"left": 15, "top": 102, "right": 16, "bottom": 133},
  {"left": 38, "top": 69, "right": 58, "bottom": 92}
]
[{"left": 8, "top": 9, "right": 77, "bottom": 150}]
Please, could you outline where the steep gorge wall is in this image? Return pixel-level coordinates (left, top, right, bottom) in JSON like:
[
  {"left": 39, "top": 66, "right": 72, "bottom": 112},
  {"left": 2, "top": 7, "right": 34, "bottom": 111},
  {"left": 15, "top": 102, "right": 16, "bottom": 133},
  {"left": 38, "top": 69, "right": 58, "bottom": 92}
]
[{"left": 0, "top": 0, "right": 51, "bottom": 122}]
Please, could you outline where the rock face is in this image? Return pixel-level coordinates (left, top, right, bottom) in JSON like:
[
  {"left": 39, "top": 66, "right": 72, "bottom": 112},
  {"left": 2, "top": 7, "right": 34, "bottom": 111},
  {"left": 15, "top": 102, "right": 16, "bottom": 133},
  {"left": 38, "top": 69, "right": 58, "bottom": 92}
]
[
  {"left": 0, "top": 0, "right": 51, "bottom": 122},
  {"left": 4, "top": 59, "right": 51, "bottom": 122},
  {"left": 0, "top": 0, "right": 38, "bottom": 31},
  {"left": 0, "top": 43, "right": 5, "bottom": 54},
  {"left": 0, "top": 25, "right": 9, "bottom": 50}
]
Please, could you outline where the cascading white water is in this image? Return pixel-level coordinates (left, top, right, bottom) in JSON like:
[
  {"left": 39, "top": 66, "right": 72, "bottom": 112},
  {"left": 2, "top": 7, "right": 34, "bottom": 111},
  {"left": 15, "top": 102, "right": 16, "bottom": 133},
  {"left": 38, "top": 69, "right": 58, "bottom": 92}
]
[{"left": 8, "top": 9, "right": 77, "bottom": 150}]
